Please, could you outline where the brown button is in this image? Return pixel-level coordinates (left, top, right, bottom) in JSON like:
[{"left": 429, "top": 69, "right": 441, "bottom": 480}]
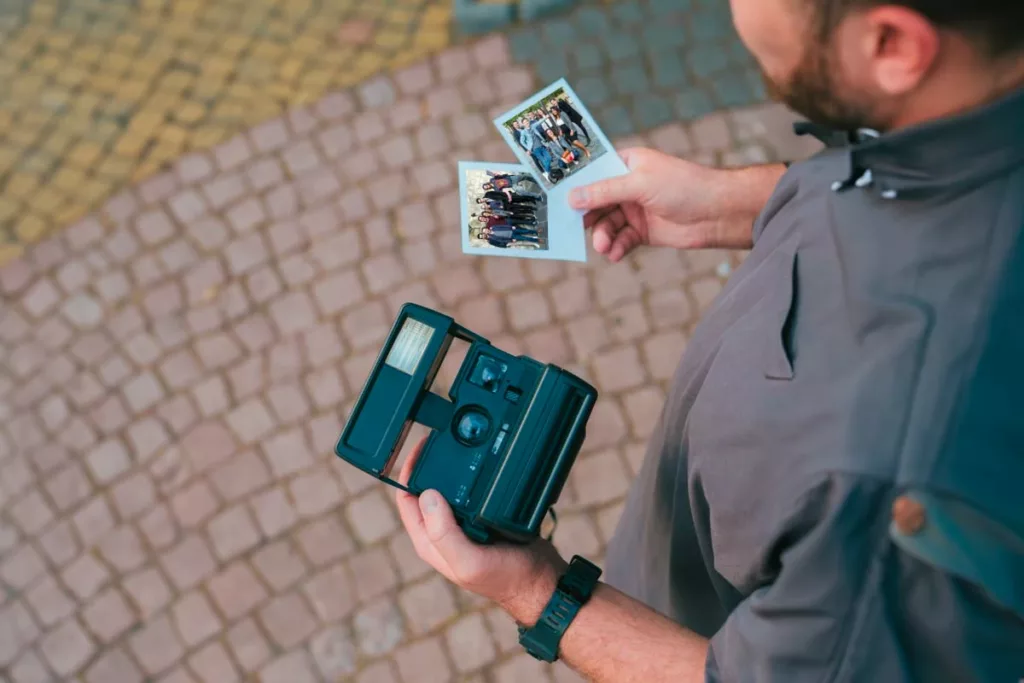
[{"left": 892, "top": 495, "right": 926, "bottom": 535}]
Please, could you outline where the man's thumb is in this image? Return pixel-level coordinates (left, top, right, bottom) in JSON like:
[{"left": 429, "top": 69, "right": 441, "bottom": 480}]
[
  {"left": 569, "top": 173, "right": 640, "bottom": 210},
  {"left": 419, "top": 490, "right": 473, "bottom": 559}
]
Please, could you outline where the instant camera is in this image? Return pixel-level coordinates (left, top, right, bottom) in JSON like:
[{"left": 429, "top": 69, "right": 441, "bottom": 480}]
[{"left": 335, "top": 304, "right": 597, "bottom": 544}]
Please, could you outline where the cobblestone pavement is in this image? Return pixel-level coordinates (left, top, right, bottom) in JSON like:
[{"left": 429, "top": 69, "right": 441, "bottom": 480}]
[
  {"left": 0, "top": 0, "right": 453, "bottom": 257},
  {"left": 0, "top": 4, "right": 827, "bottom": 683},
  {"left": 2, "top": 0, "right": 768, "bottom": 265}
]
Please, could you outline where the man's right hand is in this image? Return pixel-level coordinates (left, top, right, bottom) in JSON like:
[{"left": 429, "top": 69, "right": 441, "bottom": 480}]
[{"left": 569, "top": 148, "right": 787, "bottom": 262}]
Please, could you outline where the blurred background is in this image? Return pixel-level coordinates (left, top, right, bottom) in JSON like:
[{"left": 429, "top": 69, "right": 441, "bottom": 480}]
[{"left": 0, "top": 0, "right": 821, "bottom": 681}]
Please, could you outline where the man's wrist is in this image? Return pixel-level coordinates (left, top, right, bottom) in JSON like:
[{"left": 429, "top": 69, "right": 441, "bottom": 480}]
[
  {"left": 707, "top": 163, "right": 787, "bottom": 250},
  {"left": 501, "top": 562, "right": 562, "bottom": 627}
]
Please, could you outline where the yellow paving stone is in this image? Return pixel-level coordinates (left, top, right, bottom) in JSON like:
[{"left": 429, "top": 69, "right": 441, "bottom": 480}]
[
  {"left": 5, "top": 173, "right": 42, "bottom": 200},
  {"left": 189, "top": 125, "right": 230, "bottom": 150},
  {"left": 0, "top": 147, "right": 19, "bottom": 175},
  {"left": 52, "top": 167, "right": 88, "bottom": 194},
  {"left": 29, "top": 186, "right": 68, "bottom": 217},
  {"left": 174, "top": 101, "right": 208, "bottom": 125},
  {"left": 54, "top": 202, "right": 90, "bottom": 226},
  {"left": 1, "top": 0, "right": 460, "bottom": 254},
  {"left": 40, "top": 131, "right": 77, "bottom": 158},
  {"left": 114, "top": 133, "right": 150, "bottom": 158},
  {"left": 158, "top": 125, "right": 190, "bottom": 147},
  {"left": 278, "top": 57, "right": 305, "bottom": 82},
  {"left": 131, "top": 159, "right": 163, "bottom": 182},
  {"left": 0, "top": 198, "right": 20, "bottom": 223},
  {"left": 7, "top": 126, "right": 44, "bottom": 149},
  {"left": 15, "top": 214, "right": 48, "bottom": 242},
  {"left": 66, "top": 142, "right": 105, "bottom": 170},
  {"left": 80, "top": 177, "right": 114, "bottom": 204}
]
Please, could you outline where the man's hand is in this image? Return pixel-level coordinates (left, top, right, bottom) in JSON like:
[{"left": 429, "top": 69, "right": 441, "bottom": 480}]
[
  {"left": 569, "top": 148, "right": 787, "bottom": 261},
  {"left": 394, "top": 438, "right": 567, "bottom": 623}
]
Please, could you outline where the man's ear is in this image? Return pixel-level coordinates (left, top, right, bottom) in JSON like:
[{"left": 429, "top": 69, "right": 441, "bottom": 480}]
[{"left": 861, "top": 6, "right": 941, "bottom": 96}]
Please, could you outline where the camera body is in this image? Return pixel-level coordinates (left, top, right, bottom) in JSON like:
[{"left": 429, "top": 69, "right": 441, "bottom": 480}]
[{"left": 335, "top": 304, "right": 597, "bottom": 544}]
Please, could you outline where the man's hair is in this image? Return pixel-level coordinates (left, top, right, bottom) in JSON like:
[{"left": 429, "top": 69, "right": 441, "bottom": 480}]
[{"left": 813, "top": 0, "right": 1024, "bottom": 56}]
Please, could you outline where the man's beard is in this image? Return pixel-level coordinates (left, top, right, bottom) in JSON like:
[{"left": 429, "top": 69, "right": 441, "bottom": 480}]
[{"left": 761, "top": 40, "right": 882, "bottom": 132}]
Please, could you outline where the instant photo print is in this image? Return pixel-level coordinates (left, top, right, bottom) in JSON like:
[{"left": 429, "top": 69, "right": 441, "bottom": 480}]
[
  {"left": 335, "top": 303, "right": 598, "bottom": 544},
  {"left": 494, "top": 78, "right": 629, "bottom": 221},
  {"left": 459, "top": 160, "right": 587, "bottom": 262}
]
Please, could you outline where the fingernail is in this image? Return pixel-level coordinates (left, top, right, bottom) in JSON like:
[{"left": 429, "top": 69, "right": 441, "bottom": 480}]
[
  {"left": 570, "top": 188, "right": 587, "bottom": 206},
  {"left": 420, "top": 490, "right": 439, "bottom": 514}
]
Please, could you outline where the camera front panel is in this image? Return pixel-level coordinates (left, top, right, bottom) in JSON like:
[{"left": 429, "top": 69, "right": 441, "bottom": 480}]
[{"left": 409, "top": 344, "right": 542, "bottom": 519}]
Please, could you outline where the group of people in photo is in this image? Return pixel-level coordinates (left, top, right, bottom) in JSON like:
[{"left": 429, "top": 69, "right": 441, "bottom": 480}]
[
  {"left": 468, "top": 171, "right": 547, "bottom": 250},
  {"left": 508, "top": 92, "right": 596, "bottom": 185}
]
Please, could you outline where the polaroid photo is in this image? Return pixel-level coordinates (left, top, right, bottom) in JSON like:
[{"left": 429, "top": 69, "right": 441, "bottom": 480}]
[
  {"left": 493, "top": 78, "right": 629, "bottom": 196},
  {"left": 459, "top": 161, "right": 587, "bottom": 262}
]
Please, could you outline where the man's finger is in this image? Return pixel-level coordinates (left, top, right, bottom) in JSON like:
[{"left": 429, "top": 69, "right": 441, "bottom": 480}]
[
  {"left": 591, "top": 211, "right": 626, "bottom": 254},
  {"left": 608, "top": 226, "right": 643, "bottom": 263},
  {"left": 419, "top": 490, "right": 479, "bottom": 566},
  {"left": 396, "top": 436, "right": 427, "bottom": 486},
  {"left": 569, "top": 171, "right": 642, "bottom": 211},
  {"left": 396, "top": 489, "right": 447, "bottom": 569}
]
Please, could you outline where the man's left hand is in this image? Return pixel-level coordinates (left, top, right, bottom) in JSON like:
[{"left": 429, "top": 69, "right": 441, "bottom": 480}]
[{"left": 394, "top": 438, "right": 567, "bottom": 622}]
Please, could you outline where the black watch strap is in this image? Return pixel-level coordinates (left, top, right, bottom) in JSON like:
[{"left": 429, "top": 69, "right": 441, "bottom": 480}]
[{"left": 517, "top": 555, "right": 602, "bottom": 662}]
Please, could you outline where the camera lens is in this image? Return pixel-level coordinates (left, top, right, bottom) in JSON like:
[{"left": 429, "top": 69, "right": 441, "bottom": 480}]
[{"left": 454, "top": 407, "right": 491, "bottom": 446}]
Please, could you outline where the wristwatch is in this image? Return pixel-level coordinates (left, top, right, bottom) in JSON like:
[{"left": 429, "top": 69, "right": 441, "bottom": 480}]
[{"left": 518, "top": 555, "right": 602, "bottom": 662}]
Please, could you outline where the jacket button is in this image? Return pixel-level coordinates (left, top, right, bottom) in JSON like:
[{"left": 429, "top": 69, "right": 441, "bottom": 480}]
[{"left": 892, "top": 495, "right": 926, "bottom": 535}]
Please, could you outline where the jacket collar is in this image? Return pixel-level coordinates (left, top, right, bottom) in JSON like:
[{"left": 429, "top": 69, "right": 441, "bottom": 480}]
[{"left": 796, "top": 86, "right": 1024, "bottom": 199}]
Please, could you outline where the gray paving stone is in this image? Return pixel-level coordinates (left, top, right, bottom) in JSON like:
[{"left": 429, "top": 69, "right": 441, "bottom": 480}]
[
  {"left": 604, "top": 30, "right": 643, "bottom": 63},
  {"left": 521, "top": 0, "right": 578, "bottom": 22},
  {"left": 508, "top": 28, "right": 546, "bottom": 63},
  {"left": 535, "top": 50, "right": 571, "bottom": 84},
  {"left": 643, "top": 24, "right": 687, "bottom": 52},
  {"left": 570, "top": 43, "right": 604, "bottom": 72},
  {"left": 610, "top": 0, "right": 645, "bottom": 24},
  {"left": 687, "top": 42, "right": 731, "bottom": 79},
  {"left": 540, "top": 17, "right": 577, "bottom": 45},
  {"left": 649, "top": 0, "right": 694, "bottom": 15},
  {"left": 571, "top": 6, "right": 612, "bottom": 36},
  {"left": 688, "top": 6, "right": 734, "bottom": 41},
  {"left": 454, "top": 0, "right": 517, "bottom": 35},
  {"left": 632, "top": 94, "right": 676, "bottom": 130},
  {"left": 610, "top": 60, "right": 650, "bottom": 97},
  {"left": 711, "top": 71, "right": 760, "bottom": 109},
  {"left": 649, "top": 48, "right": 690, "bottom": 89},
  {"left": 596, "top": 104, "right": 635, "bottom": 137},
  {"left": 574, "top": 75, "right": 613, "bottom": 108},
  {"left": 674, "top": 89, "right": 717, "bottom": 121}
]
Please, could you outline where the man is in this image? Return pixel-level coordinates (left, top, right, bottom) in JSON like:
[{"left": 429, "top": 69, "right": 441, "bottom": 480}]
[
  {"left": 557, "top": 94, "right": 591, "bottom": 144},
  {"left": 517, "top": 116, "right": 555, "bottom": 178},
  {"left": 399, "top": 1, "right": 1024, "bottom": 681}
]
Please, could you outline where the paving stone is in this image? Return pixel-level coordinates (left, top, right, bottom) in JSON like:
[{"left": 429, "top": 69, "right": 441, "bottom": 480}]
[
  {"left": 674, "top": 89, "right": 718, "bottom": 121},
  {"left": 303, "top": 563, "right": 356, "bottom": 623},
  {"left": 393, "top": 636, "right": 451, "bottom": 683},
  {"left": 128, "top": 615, "right": 184, "bottom": 676},
  {"left": 82, "top": 587, "right": 136, "bottom": 643},
  {"left": 39, "top": 618, "right": 95, "bottom": 677},
  {"left": 84, "top": 647, "right": 144, "bottom": 683},
  {"left": 171, "top": 591, "right": 222, "bottom": 648},
  {"left": 207, "top": 562, "right": 268, "bottom": 621},
  {"left": 227, "top": 618, "right": 271, "bottom": 674},
  {"left": 260, "top": 592, "right": 317, "bottom": 649},
  {"left": 595, "top": 104, "right": 634, "bottom": 138},
  {"left": 399, "top": 575, "right": 458, "bottom": 636},
  {"left": 188, "top": 641, "right": 239, "bottom": 683},
  {"left": 445, "top": 613, "right": 497, "bottom": 673}
]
